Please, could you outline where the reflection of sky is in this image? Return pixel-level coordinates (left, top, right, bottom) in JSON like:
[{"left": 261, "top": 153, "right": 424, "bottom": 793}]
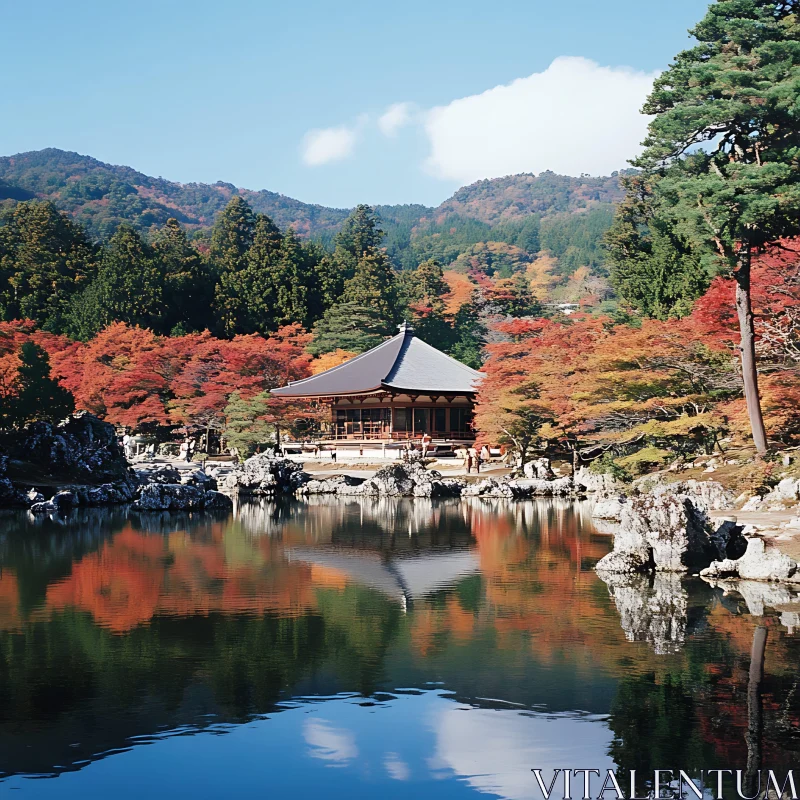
[{"left": 2, "top": 692, "right": 615, "bottom": 800}]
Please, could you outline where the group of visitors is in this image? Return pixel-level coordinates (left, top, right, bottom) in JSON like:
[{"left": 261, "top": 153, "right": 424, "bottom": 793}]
[{"left": 454, "top": 446, "right": 481, "bottom": 473}]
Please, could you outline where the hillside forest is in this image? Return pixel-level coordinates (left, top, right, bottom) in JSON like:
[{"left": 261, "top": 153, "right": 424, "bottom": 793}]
[{"left": 2, "top": 0, "right": 800, "bottom": 476}]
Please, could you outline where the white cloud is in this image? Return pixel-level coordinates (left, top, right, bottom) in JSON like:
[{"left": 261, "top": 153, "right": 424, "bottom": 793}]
[
  {"left": 301, "top": 125, "right": 358, "bottom": 166},
  {"left": 423, "top": 56, "right": 657, "bottom": 183},
  {"left": 378, "top": 102, "right": 415, "bottom": 137}
]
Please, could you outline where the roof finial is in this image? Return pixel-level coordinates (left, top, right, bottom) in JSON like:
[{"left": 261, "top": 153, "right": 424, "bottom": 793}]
[{"left": 398, "top": 320, "right": 415, "bottom": 335}]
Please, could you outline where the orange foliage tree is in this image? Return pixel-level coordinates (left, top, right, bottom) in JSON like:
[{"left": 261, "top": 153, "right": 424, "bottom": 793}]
[
  {"left": 475, "top": 310, "right": 746, "bottom": 468},
  {"left": 45, "top": 323, "right": 314, "bottom": 443}
]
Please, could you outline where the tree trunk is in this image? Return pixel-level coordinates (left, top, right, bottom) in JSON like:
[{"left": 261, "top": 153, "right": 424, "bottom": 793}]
[{"left": 734, "top": 244, "right": 769, "bottom": 454}]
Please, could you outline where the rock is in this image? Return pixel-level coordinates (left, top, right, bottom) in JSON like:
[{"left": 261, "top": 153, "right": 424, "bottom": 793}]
[
  {"left": 221, "top": 454, "right": 307, "bottom": 496},
  {"left": 462, "top": 478, "right": 526, "bottom": 498},
  {"left": 202, "top": 490, "right": 233, "bottom": 510},
  {"left": 51, "top": 490, "right": 77, "bottom": 512},
  {"left": 598, "top": 572, "right": 688, "bottom": 655},
  {"left": 741, "top": 496, "right": 763, "bottom": 512},
  {"left": 136, "top": 464, "right": 182, "bottom": 485},
  {"left": 769, "top": 477, "right": 800, "bottom": 502},
  {"left": 26, "top": 489, "right": 45, "bottom": 504},
  {"left": 298, "top": 474, "right": 366, "bottom": 495},
  {"left": 183, "top": 469, "right": 216, "bottom": 490},
  {"left": 592, "top": 497, "right": 626, "bottom": 521},
  {"left": 523, "top": 458, "right": 555, "bottom": 480},
  {"left": 574, "top": 466, "right": 623, "bottom": 495},
  {"left": 135, "top": 484, "right": 206, "bottom": 511},
  {"left": 462, "top": 475, "right": 578, "bottom": 499},
  {"left": 700, "top": 536, "right": 798, "bottom": 583},
  {"left": 651, "top": 479, "right": 734, "bottom": 513},
  {"left": 6, "top": 412, "right": 131, "bottom": 483},
  {"left": 595, "top": 490, "right": 741, "bottom": 574},
  {"left": 0, "top": 412, "right": 138, "bottom": 508}
]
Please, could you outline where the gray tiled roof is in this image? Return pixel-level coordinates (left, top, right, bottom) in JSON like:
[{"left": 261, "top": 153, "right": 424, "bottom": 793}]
[{"left": 271, "top": 323, "right": 482, "bottom": 397}]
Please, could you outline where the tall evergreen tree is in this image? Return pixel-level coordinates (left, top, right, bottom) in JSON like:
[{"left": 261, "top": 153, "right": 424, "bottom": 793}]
[
  {"left": 605, "top": 176, "right": 710, "bottom": 320},
  {"left": 154, "top": 218, "right": 215, "bottom": 334},
  {"left": 212, "top": 197, "right": 257, "bottom": 334},
  {"left": 210, "top": 196, "right": 257, "bottom": 273},
  {"left": 69, "top": 224, "right": 165, "bottom": 337},
  {"left": 343, "top": 251, "right": 399, "bottom": 323},
  {"left": 216, "top": 212, "right": 282, "bottom": 336},
  {"left": 0, "top": 201, "right": 96, "bottom": 333},
  {"left": 272, "top": 228, "right": 312, "bottom": 327},
  {"left": 399, "top": 259, "right": 452, "bottom": 345},
  {"left": 4, "top": 342, "right": 74, "bottom": 428},
  {"left": 632, "top": 0, "right": 800, "bottom": 453},
  {"left": 308, "top": 302, "right": 390, "bottom": 356},
  {"left": 324, "top": 204, "right": 388, "bottom": 305}
]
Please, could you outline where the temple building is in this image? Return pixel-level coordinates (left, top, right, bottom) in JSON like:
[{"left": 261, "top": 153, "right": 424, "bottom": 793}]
[{"left": 271, "top": 322, "right": 482, "bottom": 453}]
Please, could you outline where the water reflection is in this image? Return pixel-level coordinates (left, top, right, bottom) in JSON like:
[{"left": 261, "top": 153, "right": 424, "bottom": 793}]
[{"left": 0, "top": 499, "right": 798, "bottom": 797}]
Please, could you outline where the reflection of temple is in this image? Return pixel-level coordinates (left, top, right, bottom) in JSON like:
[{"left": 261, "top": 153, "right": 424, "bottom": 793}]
[{"left": 286, "top": 547, "right": 479, "bottom": 609}]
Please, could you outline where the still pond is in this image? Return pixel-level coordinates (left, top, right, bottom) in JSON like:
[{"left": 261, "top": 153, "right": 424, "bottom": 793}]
[{"left": 0, "top": 498, "right": 798, "bottom": 798}]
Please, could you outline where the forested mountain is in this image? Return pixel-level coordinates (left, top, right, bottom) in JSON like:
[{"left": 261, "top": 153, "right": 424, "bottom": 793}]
[
  {"left": 0, "top": 149, "right": 353, "bottom": 240},
  {"left": 0, "top": 149, "right": 624, "bottom": 280}
]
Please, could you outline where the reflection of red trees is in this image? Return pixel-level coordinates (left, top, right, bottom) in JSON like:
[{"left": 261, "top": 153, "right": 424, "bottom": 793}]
[
  {"left": 410, "top": 503, "right": 615, "bottom": 664},
  {"left": 43, "top": 525, "right": 323, "bottom": 633}
]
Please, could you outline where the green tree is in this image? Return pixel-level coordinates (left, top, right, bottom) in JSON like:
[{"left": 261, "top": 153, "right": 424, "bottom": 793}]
[
  {"left": 343, "top": 250, "right": 399, "bottom": 323},
  {"left": 212, "top": 197, "right": 257, "bottom": 334},
  {"left": 215, "top": 212, "right": 282, "bottom": 335},
  {"left": 633, "top": 0, "right": 800, "bottom": 453},
  {"left": 308, "top": 301, "right": 391, "bottom": 356},
  {"left": 272, "top": 228, "right": 313, "bottom": 327},
  {"left": 605, "top": 176, "right": 710, "bottom": 319},
  {"left": 68, "top": 225, "right": 165, "bottom": 337},
  {"left": 399, "top": 259, "right": 452, "bottom": 345},
  {"left": 223, "top": 391, "right": 273, "bottom": 457},
  {"left": 4, "top": 342, "right": 74, "bottom": 428},
  {"left": 322, "top": 204, "right": 388, "bottom": 305},
  {"left": 0, "top": 201, "right": 96, "bottom": 333},
  {"left": 153, "top": 218, "right": 215, "bottom": 334},
  {"left": 448, "top": 299, "right": 486, "bottom": 369}
]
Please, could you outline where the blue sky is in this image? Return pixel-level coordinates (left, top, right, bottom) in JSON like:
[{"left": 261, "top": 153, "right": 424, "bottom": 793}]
[{"left": 1, "top": 0, "right": 710, "bottom": 208}]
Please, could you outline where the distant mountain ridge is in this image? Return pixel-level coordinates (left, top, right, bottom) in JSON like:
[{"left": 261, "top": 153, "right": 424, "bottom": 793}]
[{"left": 0, "top": 148, "right": 625, "bottom": 241}]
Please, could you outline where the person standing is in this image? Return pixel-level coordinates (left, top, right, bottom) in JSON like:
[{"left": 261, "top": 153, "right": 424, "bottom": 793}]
[{"left": 421, "top": 432, "right": 432, "bottom": 459}]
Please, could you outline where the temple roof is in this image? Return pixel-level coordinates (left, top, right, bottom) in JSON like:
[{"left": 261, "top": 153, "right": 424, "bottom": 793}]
[{"left": 271, "top": 322, "right": 482, "bottom": 398}]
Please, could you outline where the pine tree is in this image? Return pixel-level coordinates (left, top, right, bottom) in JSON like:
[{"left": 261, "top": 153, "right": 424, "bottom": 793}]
[
  {"left": 632, "top": 0, "right": 800, "bottom": 453},
  {"left": 69, "top": 224, "right": 165, "bottom": 337},
  {"left": 223, "top": 391, "right": 273, "bottom": 457},
  {"left": 210, "top": 196, "right": 256, "bottom": 274},
  {"left": 272, "top": 228, "right": 311, "bottom": 327},
  {"left": 399, "top": 259, "right": 452, "bottom": 346},
  {"left": 154, "top": 218, "right": 215, "bottom": 334},
  {"left": 216, "top": 212, "right": 283, "bottom": 336},
  {"left": 343, "top": 250, "right": 399, "bottom": 323},
  {"left": 324, "top": 204, "right": 389, "bottom": 305},
  {"left": 6, "top": 342, "right": 74, "bottom": 427},
  {"left": 605, "top": 176, "right": 710, "bottom": 320},
  {"left": 212, "top": 197, "right": 257, "bottom": 335},
  {"left": 0, "top": 201, "right": 97, "bottom": 333},
  {"left": 308, "top": 302, "right": 391, "bottom": 356}
]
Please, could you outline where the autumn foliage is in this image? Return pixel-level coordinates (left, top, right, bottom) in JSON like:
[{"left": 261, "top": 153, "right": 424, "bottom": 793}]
[
  {"left": 0, "top": 320, "right": 314, "bottom": 435},
  {"left": 476, "top": 240, "right": 800, "bottom": 461}
]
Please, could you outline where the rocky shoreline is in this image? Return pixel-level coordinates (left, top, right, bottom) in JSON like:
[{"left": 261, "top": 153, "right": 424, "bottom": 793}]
[
  {"left": 0, "top": 414, "right": 232, "bottom": 515},
  {"left": 3, "top": 419, "right": 800, "bottom": 586}
]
